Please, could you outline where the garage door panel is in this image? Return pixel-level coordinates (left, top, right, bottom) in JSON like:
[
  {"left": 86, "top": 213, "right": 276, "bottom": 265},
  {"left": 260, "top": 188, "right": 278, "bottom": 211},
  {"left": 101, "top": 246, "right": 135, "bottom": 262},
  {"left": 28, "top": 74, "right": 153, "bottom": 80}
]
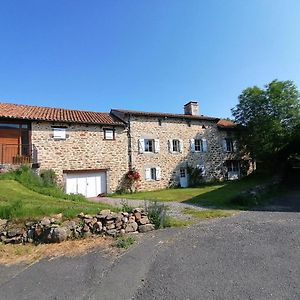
[{"left": 66, "top": 172, "right": 107, "bottom": 197}]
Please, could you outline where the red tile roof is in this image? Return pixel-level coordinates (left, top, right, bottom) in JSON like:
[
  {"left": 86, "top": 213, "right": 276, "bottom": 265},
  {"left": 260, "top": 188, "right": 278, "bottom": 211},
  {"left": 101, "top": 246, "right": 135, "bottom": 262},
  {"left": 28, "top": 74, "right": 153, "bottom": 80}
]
[
  {"left": 111, "top": 109, "right": 220, "bottom": 121},
  {"left": 0, "top": 102, "right": 124, "bottom": 126},
  {"left": 217, "top": 119, "right": 237, "bottom": 128}
]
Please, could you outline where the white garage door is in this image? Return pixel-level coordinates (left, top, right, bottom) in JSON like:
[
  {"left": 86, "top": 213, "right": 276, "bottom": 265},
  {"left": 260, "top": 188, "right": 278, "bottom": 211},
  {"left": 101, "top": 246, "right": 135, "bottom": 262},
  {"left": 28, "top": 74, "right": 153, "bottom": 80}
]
[{"left": 65, "top": 172, "right": 107, "bottom": 197}]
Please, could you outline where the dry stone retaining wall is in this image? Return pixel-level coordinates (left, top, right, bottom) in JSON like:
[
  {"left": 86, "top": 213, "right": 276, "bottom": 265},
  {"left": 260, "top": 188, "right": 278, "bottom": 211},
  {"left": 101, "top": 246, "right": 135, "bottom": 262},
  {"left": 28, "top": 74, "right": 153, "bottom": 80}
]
[{"left": 0, "top": 209, "right": 155, "bottom": 245}]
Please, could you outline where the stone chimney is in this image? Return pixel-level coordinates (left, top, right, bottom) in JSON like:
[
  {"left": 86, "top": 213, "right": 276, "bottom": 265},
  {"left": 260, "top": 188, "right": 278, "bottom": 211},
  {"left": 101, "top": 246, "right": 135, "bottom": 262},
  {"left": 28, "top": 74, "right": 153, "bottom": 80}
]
[{"left": 184, "top": 101, "right": 199, "bottom": 116}]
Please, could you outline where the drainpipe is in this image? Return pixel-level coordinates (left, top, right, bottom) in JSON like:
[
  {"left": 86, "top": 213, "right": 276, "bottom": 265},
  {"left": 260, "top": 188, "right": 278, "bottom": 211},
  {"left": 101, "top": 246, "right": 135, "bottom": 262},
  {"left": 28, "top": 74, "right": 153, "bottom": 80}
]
[{"left": 127, "top": 115, "right": 133, "bottom": 171}]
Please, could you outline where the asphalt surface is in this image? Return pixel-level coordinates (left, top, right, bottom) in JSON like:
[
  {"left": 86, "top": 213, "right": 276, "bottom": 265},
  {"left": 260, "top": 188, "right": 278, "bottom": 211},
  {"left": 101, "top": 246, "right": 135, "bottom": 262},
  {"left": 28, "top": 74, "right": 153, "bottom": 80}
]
[{"left": 0, "top": 190, "right": 299, "bottom": 300}]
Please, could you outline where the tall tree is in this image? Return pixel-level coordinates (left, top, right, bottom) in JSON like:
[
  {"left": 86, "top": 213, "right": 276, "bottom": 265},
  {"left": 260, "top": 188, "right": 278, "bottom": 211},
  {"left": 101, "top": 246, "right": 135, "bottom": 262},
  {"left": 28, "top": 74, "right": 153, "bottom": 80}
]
[{"left": 232, "top": 80, "right": 300, "bottom": 167}]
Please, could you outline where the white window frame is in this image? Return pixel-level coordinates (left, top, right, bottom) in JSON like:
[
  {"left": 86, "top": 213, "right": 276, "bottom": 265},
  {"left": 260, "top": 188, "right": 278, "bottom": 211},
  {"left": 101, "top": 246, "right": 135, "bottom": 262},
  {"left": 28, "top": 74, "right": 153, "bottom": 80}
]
[
  {"left": 53, "top": 127, "right": 66, "bottom": 140},
  {"left": 104, "top": 128, "right": 115, "bottom": 140},
  {"left": 140, "top": 139, "right": 160, "bottom": 153}
]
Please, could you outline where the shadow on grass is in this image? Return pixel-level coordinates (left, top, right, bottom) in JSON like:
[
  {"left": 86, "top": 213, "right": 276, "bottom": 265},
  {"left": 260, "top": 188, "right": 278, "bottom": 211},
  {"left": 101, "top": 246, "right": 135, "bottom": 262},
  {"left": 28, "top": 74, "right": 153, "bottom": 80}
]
[{"left": 183, "top": 181, "right": 300, "bottom": 213}]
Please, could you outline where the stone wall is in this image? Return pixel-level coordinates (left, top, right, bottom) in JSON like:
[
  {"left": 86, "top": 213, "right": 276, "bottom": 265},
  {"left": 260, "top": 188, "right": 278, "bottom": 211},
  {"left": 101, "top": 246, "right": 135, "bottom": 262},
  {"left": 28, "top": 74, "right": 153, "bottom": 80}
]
[
  {"left": 128, "top": 116, "right": 240, "bottom": 191},
  {"left": 31, "top": 122, "right": 128, "bottom": 193},
  {"left": 0, "top": 209, "right": 155, "bottom": 244}
]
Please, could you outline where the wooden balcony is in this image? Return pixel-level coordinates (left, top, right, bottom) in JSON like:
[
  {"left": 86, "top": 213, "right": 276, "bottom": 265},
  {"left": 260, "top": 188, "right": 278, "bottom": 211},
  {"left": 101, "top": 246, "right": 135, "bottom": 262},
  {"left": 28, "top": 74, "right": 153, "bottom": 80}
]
[{"left": 0, "top": 144, "right": 37, "bottom": 165}]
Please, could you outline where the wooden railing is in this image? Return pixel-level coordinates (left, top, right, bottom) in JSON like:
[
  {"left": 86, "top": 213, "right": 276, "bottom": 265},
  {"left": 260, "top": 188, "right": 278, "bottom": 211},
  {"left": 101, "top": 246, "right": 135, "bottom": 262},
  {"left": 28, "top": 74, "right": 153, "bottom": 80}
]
[{"left": 0, "top": 144, "right": 37, "bottom": 165}]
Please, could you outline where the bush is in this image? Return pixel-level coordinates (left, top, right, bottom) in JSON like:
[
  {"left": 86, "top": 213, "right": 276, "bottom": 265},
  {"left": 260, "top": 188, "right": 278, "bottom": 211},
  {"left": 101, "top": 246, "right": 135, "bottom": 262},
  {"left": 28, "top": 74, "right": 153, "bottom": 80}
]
[
  {"left": 0, "top": 165, "right": 86, "bottom": 202},
  {"left": 40, "top": 169, "right": 57, "bottom": 186},
  {"left": 116, "top": 236, "right": 135, "bottom": 249},
  {"left": 145, "top": 202, "right": 168, "bottom": 229},
  {"left": 121, "top": 200, "right": 134, "bottom": 213}
]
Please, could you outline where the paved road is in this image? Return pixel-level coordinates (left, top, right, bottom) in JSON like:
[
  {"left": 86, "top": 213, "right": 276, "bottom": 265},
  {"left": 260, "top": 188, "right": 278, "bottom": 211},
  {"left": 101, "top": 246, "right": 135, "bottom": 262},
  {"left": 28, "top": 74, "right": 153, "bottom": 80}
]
[{"left": 0, "top": 190, "right": 299, "bottom": 299}]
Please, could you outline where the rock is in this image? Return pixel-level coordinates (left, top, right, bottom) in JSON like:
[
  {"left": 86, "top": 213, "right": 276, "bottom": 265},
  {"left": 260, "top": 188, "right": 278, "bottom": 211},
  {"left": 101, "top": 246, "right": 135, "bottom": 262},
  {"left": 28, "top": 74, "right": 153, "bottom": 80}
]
[
  {"left": 106, "top": 229, "right": 117, "bottom": 236},
  {"left": 0, "top": 219, "right": 7, "bottom": 228},
  {"left": 50, "top": 227, "right": 69, "bottom": 243},
  {"left": 134, "top": 208, "right": 143, "bottom": 213},
  {"left": 120, "top": 229, "right": 126, "bottom": 235},
  {"left": 25, "top": 221, "right": 35, "bottom": 228},
  {"left": 125, "top": 221, "right": 138, "bottom": 233},
  {"left": 138, "top": 224, "right": 155, "bottom": 233},
  {"left": 134, "top": 212, "right": 142, "bottom": 221},
  {"left": 123, "top": 217, "right": 128, "bottom": 223},
  {"left": 51, "top": 213, "right": 63, "bottom": 221},
  {"left": 122, "top": 212, "right": 129, "bottom": 217},
  {"left": 64, "top": 220, "right": 77, "bottom": 230},
  {"left": 129, "top": 215, "right": 136, "bottom": 222},
  {"left": 99, "top": 209, "right": 111, "bottom": 215},
  {"left": 82, "top": 224, "right": 90, "bottom": 232},
  {"left": 7, "top": 228, "right": 22, "bottom": 238},
  {"left": 106, "top": 213, "right": 117, "bottom": 220},
  {"left": 93, "top": 222, "right": 102, "bottom": 233},
  {"left": 40, "top": 217, "right": 51, "bottom": 226},
  {"left": 139, "top": 216, "right": 149, "bottom": 225},
  {"left": 106, "top": 223, "right": 116, "bottom": 230}
]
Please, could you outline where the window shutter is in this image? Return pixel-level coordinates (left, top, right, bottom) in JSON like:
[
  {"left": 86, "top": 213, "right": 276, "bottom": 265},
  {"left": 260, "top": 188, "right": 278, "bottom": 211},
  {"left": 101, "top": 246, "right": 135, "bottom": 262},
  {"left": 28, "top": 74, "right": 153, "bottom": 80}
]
[
  {"left": 154, "top": 139, "right": 160, "bottom": 153},
  {"left": 202, "top": 138, "right": 208, "bottom": 152},
  {"left": 190, "top": 139, "right": 195, "bottom": 152},
  {"left": 179, "top": 139, "right": 183, "bottom": 153},
  {"left": 155, "top": 167, "right": 161, "bottom": 180},
  {"left": 222, "top": 139, "right": 227, "bottom": 152},
  {"left": 168, "top": 140, "right": 173, "bottom": 153},
  {"left": 145, "top": 168, "right": 151, "bottom": 180},
  {"left": 139, "top": 139, "right": 145, "bottom": 153}
]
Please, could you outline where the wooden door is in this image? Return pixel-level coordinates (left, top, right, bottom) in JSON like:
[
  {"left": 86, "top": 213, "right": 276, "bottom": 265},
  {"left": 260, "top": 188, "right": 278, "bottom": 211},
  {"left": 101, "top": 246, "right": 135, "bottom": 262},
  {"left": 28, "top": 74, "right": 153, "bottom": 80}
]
[{"left": 0, "top": 129, "right": 20, "bottom": 163}]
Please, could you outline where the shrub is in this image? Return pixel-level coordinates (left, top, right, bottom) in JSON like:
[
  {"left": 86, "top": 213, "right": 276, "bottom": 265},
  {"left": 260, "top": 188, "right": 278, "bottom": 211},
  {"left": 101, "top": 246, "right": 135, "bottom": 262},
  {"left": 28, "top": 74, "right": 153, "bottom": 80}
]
[
  {"left": 187, "top": 165, "right": 204, "bottom": 187},
  {"left": 40, "top": 169, "right": 57, "bottom": 186},
  {"left": 145, "top": 201, "right": 168, "bottom": 229},
  {"left": 121, "top": 200, "right": 134, "bottom": 213},
  {"left": 116, "top": 236, "right": 135, "bottom": 249},
  {"left": 0, "top": 165, "right": 86, "bottom": 202}
]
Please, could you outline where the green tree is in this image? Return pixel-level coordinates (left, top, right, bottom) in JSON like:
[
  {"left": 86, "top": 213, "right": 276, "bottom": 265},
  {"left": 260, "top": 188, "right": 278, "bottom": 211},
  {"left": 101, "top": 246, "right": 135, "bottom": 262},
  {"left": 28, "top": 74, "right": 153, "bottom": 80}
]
[{"left": 232, "top": 80, "right": 300, "bottom": 168}]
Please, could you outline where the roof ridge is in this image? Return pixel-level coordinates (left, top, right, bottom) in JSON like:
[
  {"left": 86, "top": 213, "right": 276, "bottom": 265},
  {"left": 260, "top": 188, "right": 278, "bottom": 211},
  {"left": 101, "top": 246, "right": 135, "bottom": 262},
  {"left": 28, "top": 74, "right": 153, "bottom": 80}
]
[{"left": 0, "top": 102, "right": 110, "bottom": 115}]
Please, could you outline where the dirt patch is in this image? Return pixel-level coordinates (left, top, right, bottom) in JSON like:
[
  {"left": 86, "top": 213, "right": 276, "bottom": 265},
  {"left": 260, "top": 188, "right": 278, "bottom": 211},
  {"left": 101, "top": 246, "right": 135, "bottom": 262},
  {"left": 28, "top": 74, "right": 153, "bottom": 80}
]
[{"left": 0, "top": 235, "right": 117, "bottom": 265}]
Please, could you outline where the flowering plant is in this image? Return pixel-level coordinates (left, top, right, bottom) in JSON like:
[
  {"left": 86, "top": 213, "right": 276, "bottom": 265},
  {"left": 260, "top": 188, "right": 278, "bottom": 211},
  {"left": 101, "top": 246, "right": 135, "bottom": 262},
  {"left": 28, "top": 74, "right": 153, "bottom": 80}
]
[{"left": 125, "top": 168, "right": 141, "bottom": 193}]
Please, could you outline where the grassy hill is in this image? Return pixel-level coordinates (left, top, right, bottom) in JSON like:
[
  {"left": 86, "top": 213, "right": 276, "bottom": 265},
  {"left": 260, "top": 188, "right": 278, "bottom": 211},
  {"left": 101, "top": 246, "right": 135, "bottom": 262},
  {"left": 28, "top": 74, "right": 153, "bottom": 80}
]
[{"left": 0, "top": 180, "right": 113, "bottom": 220}]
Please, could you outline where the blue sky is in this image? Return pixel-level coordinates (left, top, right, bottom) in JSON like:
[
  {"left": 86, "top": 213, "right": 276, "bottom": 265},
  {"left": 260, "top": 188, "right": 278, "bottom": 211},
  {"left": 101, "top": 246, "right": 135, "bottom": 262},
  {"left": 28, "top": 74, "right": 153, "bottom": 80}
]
[{"left": 0, "top": 0, "right": 300, "bottom": 118}]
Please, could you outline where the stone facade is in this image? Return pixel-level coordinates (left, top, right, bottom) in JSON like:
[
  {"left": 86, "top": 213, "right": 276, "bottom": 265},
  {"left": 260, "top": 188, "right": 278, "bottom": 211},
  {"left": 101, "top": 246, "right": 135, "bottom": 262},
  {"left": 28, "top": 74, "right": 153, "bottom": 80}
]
[
  {"left": 31, "top": 121, "right": 128, "bottom": 193},
  {"left": 122, "top": 115, "right": 245, "bottom": 191}
]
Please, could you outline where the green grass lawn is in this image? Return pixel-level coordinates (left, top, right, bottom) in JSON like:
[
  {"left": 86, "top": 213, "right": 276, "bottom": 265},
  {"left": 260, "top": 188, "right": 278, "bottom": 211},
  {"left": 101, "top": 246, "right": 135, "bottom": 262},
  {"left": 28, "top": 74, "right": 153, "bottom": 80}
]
[
  {"left": 0, "top": 180, "right": 114, "bottom": 220},
  {"left": 111, "top": 175, "right": 271, "bottom": 208}
]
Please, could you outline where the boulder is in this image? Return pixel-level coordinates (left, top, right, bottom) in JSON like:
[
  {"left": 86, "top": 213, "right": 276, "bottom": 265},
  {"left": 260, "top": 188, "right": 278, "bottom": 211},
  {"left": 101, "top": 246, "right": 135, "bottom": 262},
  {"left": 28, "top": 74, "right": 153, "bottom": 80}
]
[
  {"left": 134, "top": 212, "right": 142, "bottom": 221},
  {"left": 138, "top": 224, "right": 155, "bottom": 233},
  {"left": 99, "top": 209, "right": 111, "bottom": 215},
  {"left": 40, "top": 217, "right": 51, "bottom": 226},
  {"left": 139, "top": 216, "right": 149, "bottom": 225},
  {"left": 125, "top": 221, "right": 138, "bottom": 233},
  {"left": 50, "top": 227, "right": 69, "bottom": 243}
]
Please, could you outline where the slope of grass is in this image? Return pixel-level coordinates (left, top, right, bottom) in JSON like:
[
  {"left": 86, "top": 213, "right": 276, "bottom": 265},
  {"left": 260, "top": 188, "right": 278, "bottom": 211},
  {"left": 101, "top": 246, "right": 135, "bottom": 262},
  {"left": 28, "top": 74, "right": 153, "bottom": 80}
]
[
  {"left": 0, "top": 180, "right": 114, "bottom": 220},
  {"left": 110, "top": 175, "right": 271, "bottom": 208},
  {"left": 183, "top": 208, "right": 235, "bottom": 219}
]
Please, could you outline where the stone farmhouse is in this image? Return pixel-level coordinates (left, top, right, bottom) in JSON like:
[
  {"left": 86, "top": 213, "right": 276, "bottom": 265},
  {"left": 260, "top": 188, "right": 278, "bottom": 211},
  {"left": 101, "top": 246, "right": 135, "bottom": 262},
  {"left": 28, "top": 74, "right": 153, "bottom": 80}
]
[{"left": 0, "top": 101, "right": 253, "bottom": 196}]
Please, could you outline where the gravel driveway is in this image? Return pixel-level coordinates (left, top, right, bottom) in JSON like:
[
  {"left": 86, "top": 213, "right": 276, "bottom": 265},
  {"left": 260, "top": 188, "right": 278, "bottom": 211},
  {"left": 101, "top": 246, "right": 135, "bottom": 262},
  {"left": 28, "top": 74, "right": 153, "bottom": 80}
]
[{"left": 0, "top": 190, "right": 299, "bottom": 299}]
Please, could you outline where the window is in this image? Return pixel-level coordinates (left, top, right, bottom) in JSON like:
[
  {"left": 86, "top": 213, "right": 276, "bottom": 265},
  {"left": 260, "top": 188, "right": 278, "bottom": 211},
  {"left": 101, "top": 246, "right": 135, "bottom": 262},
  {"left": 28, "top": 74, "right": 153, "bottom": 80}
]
[
  {"left": 150, "top": 168, "right": 157, "bottom": 180},
  {"left": 194, "top": 139, "right": 202, "bottom": 152},
  {"left": 191, "top": 139, "right": 208, "bottom": 152},
  {"left": 145, "top": 139, "right": 154, "bottom": 152},
  {"left": 104, "top": 128, "right": 115, "bottom": 140},
  {"left": 227, "top": 161, "right": 239, "bottom": 172},
  {"left": 180, "top": 168, "right": 186, "bottom": 178},
  {"left": 139, "top": 139, "right": 160, "bottom": 153},
  {"left": 53, "top": 127, "right": 66, "bottom": 140},
  {"left": 172, "top": 140, "right": 180, "bottom": 152},
  {"left": 145, "top": 167, "right": 161, "bottom": 181},
  {"left": 224, "top": 138, "right": 234, "bottom": 152}
]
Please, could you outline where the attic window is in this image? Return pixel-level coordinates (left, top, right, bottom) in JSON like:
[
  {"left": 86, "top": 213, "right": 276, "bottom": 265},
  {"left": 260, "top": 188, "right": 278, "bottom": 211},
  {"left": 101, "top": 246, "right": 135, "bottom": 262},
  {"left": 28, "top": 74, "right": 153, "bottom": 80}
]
[
  {"left": 104, "top": 128, "right": 115, "bottom": 140},
  {"left": 53, "top": 127, "right": 66, "bottom": 140}
]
